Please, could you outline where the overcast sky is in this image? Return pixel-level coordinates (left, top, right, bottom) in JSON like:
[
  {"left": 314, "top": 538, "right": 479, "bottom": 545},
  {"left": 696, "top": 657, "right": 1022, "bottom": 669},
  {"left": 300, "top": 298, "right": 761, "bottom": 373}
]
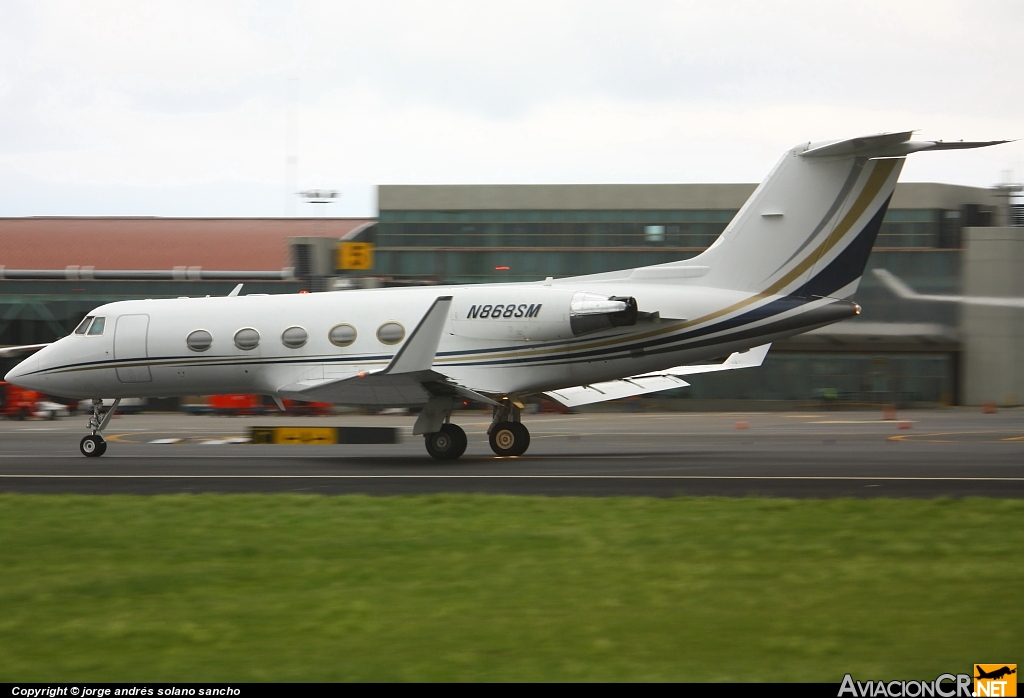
[{"left": 1, "top": 0, "right": 1021, "bottom": 217}]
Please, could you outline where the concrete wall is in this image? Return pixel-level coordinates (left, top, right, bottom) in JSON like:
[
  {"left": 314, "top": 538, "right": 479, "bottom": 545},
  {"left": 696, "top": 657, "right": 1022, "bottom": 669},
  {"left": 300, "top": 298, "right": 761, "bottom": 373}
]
[{"left": 961, "top": 227, "right": 1024, "bottom": 405}]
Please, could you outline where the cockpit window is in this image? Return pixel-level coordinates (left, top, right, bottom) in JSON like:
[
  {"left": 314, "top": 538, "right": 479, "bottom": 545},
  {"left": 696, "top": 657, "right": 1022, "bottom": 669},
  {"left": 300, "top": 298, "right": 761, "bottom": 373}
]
[
  {"left": 87, "top": 316, "right": 106, "bottom": 336},
  {"left": 74, "top": 316, "right": 94, "bottom": 335}
]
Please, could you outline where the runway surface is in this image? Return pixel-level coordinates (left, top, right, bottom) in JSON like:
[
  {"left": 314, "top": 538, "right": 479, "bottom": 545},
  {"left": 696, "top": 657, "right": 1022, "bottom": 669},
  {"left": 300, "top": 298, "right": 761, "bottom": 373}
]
[{"left": 1, "top": 409, "right": 1023, "bottom": 497}]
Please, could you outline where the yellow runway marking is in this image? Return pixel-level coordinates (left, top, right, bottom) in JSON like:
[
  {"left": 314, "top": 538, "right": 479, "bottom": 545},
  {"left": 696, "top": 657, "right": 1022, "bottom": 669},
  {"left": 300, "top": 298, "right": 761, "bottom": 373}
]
[
  {"left": 889, "top": 430, "right": 1024, "bottom": 443},
  {"left": 813, "top": 420, "right": 913, "bottom": 424}
]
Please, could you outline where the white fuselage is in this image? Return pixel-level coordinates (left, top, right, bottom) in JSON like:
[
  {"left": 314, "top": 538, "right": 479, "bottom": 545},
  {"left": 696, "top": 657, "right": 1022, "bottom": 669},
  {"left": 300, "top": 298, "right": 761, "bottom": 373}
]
[{"left": 5, "top": 277, "right": 852, "bottom": 403}]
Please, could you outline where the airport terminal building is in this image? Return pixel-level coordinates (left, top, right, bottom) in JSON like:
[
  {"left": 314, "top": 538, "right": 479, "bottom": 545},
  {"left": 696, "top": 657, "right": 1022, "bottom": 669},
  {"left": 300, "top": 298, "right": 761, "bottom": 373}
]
[{"left": 2, "top": 180, "right": 1021, "bottom": 407}]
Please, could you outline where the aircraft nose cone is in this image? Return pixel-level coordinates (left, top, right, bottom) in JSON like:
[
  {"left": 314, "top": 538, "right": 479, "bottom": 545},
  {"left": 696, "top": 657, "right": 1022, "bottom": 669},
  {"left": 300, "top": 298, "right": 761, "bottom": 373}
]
[{"left": 5, "top": 355, "right": 41, "bottom": 388}]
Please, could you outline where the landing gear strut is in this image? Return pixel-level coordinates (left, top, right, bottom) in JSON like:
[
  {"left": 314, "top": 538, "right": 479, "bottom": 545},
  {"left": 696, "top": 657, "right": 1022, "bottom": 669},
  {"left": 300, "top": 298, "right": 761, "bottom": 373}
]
[
  {"left": 488, "top": 400, "right": 530, "bottom": 457},
  {"left": 417, "top": 396, "right": 468, "bottom": 461},
  {"left": 80, "top": 398, "right": 120, "bottom": 458}
]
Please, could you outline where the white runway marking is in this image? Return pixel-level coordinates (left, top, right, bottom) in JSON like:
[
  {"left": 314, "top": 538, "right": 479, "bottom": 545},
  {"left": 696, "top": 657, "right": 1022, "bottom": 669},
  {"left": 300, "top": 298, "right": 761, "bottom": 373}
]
[{"left": 0, "top": 474, "right": 1021, "bottom": 481}]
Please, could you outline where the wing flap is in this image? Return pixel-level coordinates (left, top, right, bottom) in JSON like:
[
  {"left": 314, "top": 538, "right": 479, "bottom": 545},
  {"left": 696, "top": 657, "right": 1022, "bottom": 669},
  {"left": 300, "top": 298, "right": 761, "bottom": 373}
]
[
  {"left": 545, "top": 374, "right": 690, "bottom": 408},
  {"left": 645, "top": 343, "right": 771, "bottom": 376},
  {"left": 544, "top": 344, "right": 771, "bottom": 408}
]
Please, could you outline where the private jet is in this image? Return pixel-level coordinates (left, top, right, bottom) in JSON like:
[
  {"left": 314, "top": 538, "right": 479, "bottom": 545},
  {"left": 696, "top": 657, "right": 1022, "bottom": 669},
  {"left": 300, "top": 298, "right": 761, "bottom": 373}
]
[{"left": 4, "top": 131, "right": 1006, "bottom": 458}]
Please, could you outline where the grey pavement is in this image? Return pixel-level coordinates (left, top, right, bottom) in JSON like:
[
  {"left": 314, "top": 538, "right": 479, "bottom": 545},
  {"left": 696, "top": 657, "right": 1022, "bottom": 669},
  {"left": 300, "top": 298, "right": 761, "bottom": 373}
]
[{"left": 1, "top": 409, "right": 1022, "bottom": 497}]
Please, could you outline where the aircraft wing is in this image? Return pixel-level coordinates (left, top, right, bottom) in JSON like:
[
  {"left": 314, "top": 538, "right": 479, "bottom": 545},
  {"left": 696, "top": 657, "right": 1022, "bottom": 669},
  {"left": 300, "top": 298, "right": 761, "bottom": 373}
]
[
  {"left": 0, "top": 343, "right": 50, "bottom": 358},
  {"left": 874, "top": 269, "right": 1024, "bottom": 308},
  {"left": 544, "top": 344, "right": 771, "bottom": 408},
  {"left": 544, "top": 374, "right": 692, "bottom": 408},
  {"left": 277, "top": 296, "right": 500, "bottom": 407},
  {"left": 645, "top": 343, "right": 772, "bottom": 376}
]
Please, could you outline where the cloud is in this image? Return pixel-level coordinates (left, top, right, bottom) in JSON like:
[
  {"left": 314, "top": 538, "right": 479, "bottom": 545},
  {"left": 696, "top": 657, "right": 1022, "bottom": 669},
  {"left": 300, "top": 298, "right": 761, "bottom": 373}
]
[{"left": 0, "top": 0, "right": 1021, "bottom": 216}]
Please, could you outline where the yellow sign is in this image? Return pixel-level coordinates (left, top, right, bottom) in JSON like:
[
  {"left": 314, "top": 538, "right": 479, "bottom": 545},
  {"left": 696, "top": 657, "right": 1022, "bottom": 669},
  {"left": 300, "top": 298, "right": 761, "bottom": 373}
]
[
  {"left": 251, "top": 427, "right": 337, "bottom": 445},
  {"left": 250, "top": 426, "right": 399, "bottom": 445},
  {"left": 338, "top": 242, "right": 374, "bottom": 270},
  {"left": 976, "top": 665, "right": 1017, "bottom": 697}
]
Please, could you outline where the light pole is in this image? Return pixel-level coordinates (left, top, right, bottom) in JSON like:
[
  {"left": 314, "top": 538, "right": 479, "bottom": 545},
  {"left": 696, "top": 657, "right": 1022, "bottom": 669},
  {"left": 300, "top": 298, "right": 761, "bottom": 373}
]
[
  {"left": 992, "top": 172, "right": 1022, "bottom": 227},
  {"left": 295, "top": 190, "right": 340, "bottom": 292}
]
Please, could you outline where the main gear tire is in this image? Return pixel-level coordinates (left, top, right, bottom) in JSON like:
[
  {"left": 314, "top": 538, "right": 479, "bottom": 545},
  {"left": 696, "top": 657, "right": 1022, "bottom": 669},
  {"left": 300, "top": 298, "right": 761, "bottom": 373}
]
[
  {"left": 488, "top": 421, "right": 530, "bottom": 457},
  {"left": 425, "top": 423, "right": 468, "bottom": 460},
  {"left": 80, "top": 434, "right": 106, "bottom": 458}
]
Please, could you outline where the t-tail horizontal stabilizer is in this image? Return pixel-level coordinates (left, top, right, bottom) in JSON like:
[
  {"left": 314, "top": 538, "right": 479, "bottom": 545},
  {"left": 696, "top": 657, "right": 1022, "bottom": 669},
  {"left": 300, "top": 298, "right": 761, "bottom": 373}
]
[
  {"left": 277, "top": 296, "right": 498, "bottom": 406},
  {"left": 801, "top": 131, "right": 1010, "bottom": 159},
  {"left": 544, "top": 344, "right": 771, "bottom": 408}
]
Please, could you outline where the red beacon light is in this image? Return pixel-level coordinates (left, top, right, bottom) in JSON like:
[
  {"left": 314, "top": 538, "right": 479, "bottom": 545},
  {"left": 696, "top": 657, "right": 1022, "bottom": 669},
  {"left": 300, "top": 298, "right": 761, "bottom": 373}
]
[{"left": 494, "top": 266, "right": 510, "bottom": 271}]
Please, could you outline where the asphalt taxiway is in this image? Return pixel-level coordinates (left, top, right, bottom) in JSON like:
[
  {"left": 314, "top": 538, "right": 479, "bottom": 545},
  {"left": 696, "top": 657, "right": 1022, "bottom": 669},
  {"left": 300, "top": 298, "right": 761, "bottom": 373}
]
[{"left": 1, "top": 409, "right": 1022, "bottom": 497}]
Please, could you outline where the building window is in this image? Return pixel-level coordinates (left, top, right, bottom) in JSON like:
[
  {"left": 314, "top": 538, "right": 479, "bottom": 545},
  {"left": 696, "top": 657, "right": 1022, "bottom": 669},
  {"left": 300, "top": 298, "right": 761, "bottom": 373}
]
[{"left": 644, "top": 225, "right": 666, "bottom": 244}]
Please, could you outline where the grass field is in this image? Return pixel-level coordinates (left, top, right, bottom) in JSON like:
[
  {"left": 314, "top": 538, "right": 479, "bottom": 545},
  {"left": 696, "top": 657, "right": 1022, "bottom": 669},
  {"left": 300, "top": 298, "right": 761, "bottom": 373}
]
[{"left": 0, "top": 494, "right": 1020, "bottom": 682}]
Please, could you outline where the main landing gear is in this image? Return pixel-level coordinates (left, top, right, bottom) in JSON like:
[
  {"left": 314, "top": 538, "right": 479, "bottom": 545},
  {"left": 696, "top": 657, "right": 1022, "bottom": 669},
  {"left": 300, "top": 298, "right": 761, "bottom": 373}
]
[
  {"left": 417, "top": 396, "right": 532, "bottom": 460},
  {"left": 80, "top": 398, "right": 120, "bottom": 458},
  {"left": 486, "top": 400, "right": 530, "bottom": 457},
  {"left": 425, "top": 423, "right": 468, "bottom": 460},
  {"left": 416, "top": 396, "right": 467, "bottom": 461}
]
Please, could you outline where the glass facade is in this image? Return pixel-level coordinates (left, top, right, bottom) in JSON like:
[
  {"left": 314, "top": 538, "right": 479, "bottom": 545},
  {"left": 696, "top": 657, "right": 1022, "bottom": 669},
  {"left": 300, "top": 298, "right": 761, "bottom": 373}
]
[
  {"left": 375, "top": 208, "right": 961, "bottom": 284},
  {"left": 680, "top": 353, "right": 955, "bottom": 404},
  {"left": 0, "top": 280, "right": 301, "bottom": 347},
  {"left": 373, "top": 203, "right": 972, "bottom": 404}
]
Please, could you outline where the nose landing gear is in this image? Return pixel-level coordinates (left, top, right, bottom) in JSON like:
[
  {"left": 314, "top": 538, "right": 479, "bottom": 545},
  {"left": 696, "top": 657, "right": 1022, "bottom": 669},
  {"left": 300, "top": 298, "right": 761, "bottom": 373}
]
[{"left": 80, "top": 398, "right": 120, "bottom": 458}]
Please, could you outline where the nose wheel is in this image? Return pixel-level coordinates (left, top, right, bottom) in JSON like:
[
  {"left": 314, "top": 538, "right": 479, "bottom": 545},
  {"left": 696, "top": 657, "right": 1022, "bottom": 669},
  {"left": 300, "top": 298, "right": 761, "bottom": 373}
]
[
  {"left": 79, "top": 398, "right": 120, "bottom": 457},
  {"left": 80, "top": 434, "right": 107, "bottom": 457}
]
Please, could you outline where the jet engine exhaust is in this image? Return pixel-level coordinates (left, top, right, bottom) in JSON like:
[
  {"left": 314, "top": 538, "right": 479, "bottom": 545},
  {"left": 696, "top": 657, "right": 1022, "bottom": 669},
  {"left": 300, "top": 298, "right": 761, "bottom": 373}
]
[{"left": 569, "top": 293, "right": 639, "bottom": 336}]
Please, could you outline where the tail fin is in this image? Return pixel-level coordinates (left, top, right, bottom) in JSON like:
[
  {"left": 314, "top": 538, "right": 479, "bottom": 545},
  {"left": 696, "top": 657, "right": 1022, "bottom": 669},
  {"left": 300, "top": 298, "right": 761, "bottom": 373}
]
[
  {"left": 628, "top": 132, "right": 1006, "bottom": 299},
  {"left": 688, "top": 137, "right": 904, "bottom": 299}
]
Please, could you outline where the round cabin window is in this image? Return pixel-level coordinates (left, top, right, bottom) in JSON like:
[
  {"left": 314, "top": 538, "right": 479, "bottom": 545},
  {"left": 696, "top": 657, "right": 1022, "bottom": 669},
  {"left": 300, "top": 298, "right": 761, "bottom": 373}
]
[
  {"left": 328, "top": 324, "right": 357, "bottom": 347},
  {"left": 376, "top": 322, "right": 405, "bottom": 345},
  {"left": 233, "top": 328, "right": 260, "bottom": 351},
  {"left": 186, "top": 329, "right": 213, "bottom": 352},
  {"left": 281, "top": 326, "right": 308, "bottom": 348}
]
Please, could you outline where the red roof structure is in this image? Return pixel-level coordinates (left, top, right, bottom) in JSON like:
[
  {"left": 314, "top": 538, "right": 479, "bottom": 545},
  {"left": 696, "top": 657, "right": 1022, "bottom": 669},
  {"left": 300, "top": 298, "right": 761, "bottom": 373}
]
[{"left": 0, "top": 218, "right": 374, "bottom": 271}]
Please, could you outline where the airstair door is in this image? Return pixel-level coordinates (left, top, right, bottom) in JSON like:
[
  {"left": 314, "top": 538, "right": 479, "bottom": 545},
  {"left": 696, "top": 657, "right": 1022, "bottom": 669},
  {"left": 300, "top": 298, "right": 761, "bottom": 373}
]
[{"left": 114, "top": 314, "right": 152, "bottom": 383}]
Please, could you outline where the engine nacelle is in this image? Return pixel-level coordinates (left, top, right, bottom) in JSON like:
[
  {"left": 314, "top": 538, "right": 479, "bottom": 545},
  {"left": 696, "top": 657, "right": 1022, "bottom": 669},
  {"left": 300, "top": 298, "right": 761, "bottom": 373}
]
[{"left": 450, "top": 288, "right": 638, "bottom": 341}]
